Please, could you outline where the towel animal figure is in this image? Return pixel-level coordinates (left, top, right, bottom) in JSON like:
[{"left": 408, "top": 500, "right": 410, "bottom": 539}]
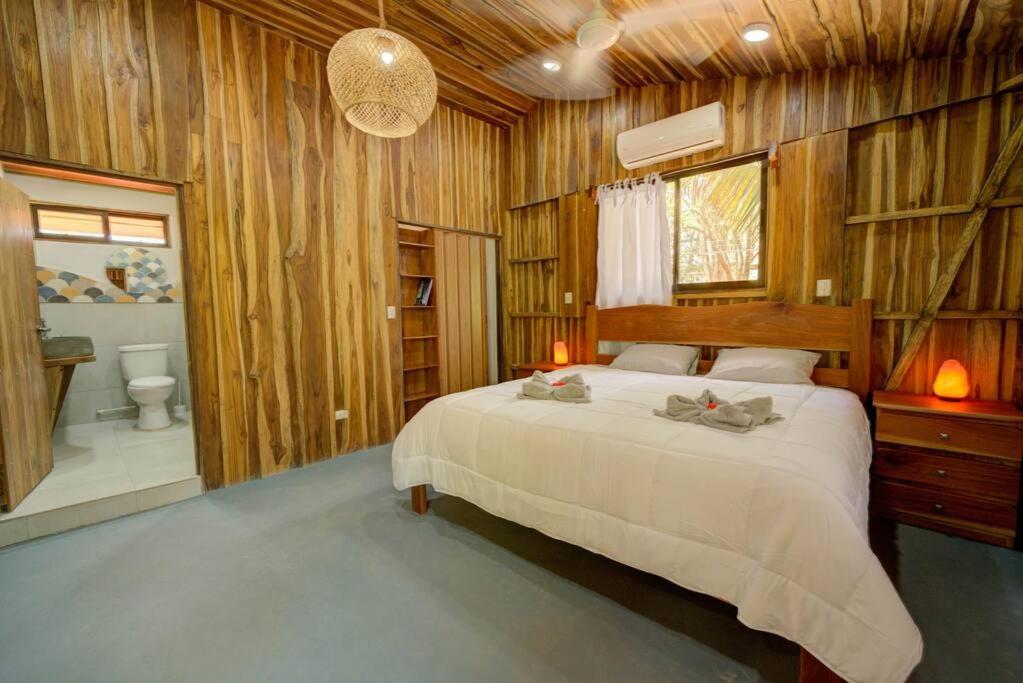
[
  {"left": 517, "top": 371, "right": 592, "bottom": 403},
  {"left": 654, "top": 389, "right": 782, "bottom": 432}
]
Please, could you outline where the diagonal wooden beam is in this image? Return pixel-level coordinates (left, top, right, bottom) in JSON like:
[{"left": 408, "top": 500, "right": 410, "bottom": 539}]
[{"left": 884, "top": 112, "right": 1023, "bottom": 391}]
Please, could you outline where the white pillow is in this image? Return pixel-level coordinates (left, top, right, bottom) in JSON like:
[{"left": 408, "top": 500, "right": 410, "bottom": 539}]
[
  {"left": 705, "top": 347, "right": 821, "bottom": 385},
  {"left": 609, "top": 343, "right": 700, "bottom": 376}
]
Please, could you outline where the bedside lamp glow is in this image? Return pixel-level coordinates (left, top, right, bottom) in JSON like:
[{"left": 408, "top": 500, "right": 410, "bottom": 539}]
[
  {"left": 553, "top": 341, "right": 569, "bottom": 366},
  {"left": 933, "top": 359, "right": 969, "bottom": 400}
]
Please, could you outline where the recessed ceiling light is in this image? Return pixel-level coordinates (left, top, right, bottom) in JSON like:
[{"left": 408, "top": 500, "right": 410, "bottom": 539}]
[
  {"left": 743, "top": 23, "right": 771, "bottom": 42},
  {"left": 542, "top": 59, "right": 561, "bottom": 72}
]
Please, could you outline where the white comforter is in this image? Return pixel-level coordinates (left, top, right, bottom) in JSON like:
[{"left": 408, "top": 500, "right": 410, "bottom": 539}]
[{"left": 392, "top": 365, "right": 922, "bottom": 682}]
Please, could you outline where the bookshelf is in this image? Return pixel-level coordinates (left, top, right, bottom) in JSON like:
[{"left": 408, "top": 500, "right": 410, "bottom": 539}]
[{"left": 398, "top": 225, "right": 440, "bottom": 421}]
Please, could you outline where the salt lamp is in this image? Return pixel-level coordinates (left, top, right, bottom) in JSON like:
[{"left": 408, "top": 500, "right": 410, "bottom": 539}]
[
  {"left": 553, "top": 341, "right": 569, "bottom": 366},
  {"left": 932, "top": 359, "right": 969, "bottom": 400}
]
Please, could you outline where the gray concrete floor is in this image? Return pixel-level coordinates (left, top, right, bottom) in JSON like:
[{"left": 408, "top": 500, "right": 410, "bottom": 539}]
[{"left": 0, "top": 445, "right": 1020, "bottom": 682}]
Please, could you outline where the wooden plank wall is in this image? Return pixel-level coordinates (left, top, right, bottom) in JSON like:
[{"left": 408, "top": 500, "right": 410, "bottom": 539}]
[
  {"left": 501, "top": 192, "right": 595, "bottom": 377},
  {"left": 846, "top": 94, "right": 1023, "bottom": 400},
  {"left": 435, "top": 230, "right": 489, "bottom": 395},
  {"left": 0, "top": 0, "right": 189, "bottom": 180},
  {"left": 768, "top": 130, "right": 849, "bottom": 304},
  {"left": 505, "top": 54, "right": 1023, "bottom": 402},
  {"left": 186, "top": 4, "right": 504, "bottom": 487},
  {"left": 1, "top": 0, "right": 505, "bottom": 488},
  {"left": 505, "top": 200, "right": 560, "bottom": 316},
  {"left": 509, "top": 54, "right": 1023, "bottom": 206}
]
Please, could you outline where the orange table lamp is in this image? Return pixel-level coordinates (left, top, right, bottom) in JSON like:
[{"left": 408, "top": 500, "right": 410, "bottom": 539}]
[
  {"left": 553, "top": 341, "right": 569, "bottom": 366},
  {"left": 932, "top": 359, "right": 969, "bottom": 400}
]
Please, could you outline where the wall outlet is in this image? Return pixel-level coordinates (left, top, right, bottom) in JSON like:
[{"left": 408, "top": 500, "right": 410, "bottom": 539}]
[
  {"left": 563, "top": 291, "right": 573, "bottom": 305},
  {"left": 386, "top": 305, "right": 396, "bottom": 319},
  {"left": 334, "top": 409, "right": 349, "bottom": 421},
  {"left": 815, "top": 279, "right": 832, "bottom": 297}
]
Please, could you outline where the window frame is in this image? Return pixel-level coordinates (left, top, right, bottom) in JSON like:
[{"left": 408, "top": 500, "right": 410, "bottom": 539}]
[
  {"left": 31, "top": 203, "right": 171, "bottom": 248},
  {"left": 666, "top": 153, "right": 768, "bottom": 293}
]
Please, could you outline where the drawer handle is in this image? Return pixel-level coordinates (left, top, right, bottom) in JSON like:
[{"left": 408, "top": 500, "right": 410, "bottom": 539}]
[
  {"left": 935, "top": 469, "right": 947, "bottom": 478},
  {"left": 933, "top": 503, "right": 945, "bottom": 514},
  {"left": 938, "top": 432, "right": 950, "bottom": 441}
]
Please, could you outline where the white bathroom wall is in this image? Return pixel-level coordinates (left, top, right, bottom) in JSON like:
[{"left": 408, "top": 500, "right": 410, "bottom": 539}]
[
  {"left": 42, "top": 303, "right": 190, "bottom": 426},
  {"left": 5, "top": 172, "right": 183, "bottom": 286}
]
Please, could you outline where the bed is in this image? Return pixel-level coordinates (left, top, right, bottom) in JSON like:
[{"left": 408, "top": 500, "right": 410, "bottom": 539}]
[{"left": 392, "top": 300, "right": 923, "bottom": 683}]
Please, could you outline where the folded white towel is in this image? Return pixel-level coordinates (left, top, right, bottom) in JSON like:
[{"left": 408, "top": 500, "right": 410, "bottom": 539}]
[{"left": 517, "top": 371, "right": 591, "bottom": 403}]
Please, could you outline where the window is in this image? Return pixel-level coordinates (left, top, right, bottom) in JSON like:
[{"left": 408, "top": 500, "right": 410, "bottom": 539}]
[
  {"left": 32, "top": 204, "right": 169, "bottom": 247},
  {"left": 665, "top": 156, "right": 767, "bottom": 291}
]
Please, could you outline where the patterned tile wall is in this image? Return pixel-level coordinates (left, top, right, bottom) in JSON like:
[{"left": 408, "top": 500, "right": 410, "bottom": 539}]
[{"left": 37, "top": 248, "right": 182, "bottom": 304}]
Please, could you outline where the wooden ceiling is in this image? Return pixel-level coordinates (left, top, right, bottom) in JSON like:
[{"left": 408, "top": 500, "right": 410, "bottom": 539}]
[{"left": 214, "top": 0, "right": 1023, "bottom": 126}]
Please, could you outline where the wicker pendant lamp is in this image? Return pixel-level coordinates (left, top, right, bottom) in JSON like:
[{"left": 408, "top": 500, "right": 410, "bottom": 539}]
[{"left": 326, "top": 0, "right": 437, "bottom": 138}]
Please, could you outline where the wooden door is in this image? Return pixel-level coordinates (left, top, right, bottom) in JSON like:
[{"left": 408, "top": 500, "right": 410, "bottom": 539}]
[
  {"left": 435, "top": 231, "right": 491, "bottom": 394},
  {"left": 0, "top": 177, "right": 52, "bottom": 510}
]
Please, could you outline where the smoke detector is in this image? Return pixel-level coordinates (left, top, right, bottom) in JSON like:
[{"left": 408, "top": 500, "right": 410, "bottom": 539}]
[{"left": 576, "top": 4, "right": 623, "bottom": 51}]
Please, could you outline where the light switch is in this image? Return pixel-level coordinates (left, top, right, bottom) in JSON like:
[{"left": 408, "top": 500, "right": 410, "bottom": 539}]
[
  {"left": 334, "top": 409, "right": 349, "bottom": 421},
  {"left": 815, "top": 279, "right": 832, "bottom": 297},
  {"left": 386, "top": 305, "right": 396, "bottom": 319},
  {"left": 564, "top": 292, "right": 573, "bottom": 305}
]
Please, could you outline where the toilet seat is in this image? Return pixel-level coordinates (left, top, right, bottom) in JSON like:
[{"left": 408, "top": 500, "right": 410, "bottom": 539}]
[{"left": 128, "top": 376, "right": 176, "bottom": 390}]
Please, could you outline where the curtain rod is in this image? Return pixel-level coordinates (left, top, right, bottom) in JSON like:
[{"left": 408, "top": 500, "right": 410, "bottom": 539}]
[{"left": 585, "top": 143, "right": 777, "bottom": 200}]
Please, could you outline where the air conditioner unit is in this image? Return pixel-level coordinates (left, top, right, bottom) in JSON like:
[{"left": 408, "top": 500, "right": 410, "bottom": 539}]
[{"left": 616, "top": 102, "right": 725, "bottom": 170}]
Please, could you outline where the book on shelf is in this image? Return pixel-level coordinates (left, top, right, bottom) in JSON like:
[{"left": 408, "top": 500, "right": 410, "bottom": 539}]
[{"left": 414, "top": 278, "right": 433, "bottom": 306}]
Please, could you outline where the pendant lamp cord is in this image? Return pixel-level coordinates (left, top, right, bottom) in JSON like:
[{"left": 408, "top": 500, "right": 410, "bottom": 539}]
[{"left": 378, "top": 0, "right": 387, "bottom": 28}]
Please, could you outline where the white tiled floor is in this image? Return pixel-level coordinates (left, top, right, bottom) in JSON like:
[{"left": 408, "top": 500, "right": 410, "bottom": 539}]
[{"left": 0, "top": 415, "right": 202, "bottom": 546}]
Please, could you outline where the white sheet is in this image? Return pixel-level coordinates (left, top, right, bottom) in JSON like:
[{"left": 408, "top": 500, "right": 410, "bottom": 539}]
[{"left": 392, "top": 365, "right": 922, "bottom": 682}]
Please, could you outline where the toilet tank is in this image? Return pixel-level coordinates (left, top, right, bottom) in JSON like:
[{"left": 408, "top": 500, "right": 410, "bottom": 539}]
[{"left": 118, "top": 343, "right": 169, "bottom": 380}]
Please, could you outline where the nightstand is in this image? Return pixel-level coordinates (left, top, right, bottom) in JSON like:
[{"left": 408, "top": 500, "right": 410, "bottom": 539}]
[
  {"left": 872, "top": 390, "right": 1023, "bottom": 548},
  {"left": 513, "top": 361, "right": 574, "bottom": 379}
]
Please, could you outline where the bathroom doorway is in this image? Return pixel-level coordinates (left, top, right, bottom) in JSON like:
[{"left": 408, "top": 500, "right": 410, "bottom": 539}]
[{"left": 0, "top": 162, "right": 200, "bottom": 546}]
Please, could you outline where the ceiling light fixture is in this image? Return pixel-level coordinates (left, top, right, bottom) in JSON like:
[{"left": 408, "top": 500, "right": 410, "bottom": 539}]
[
  {"left": 326, "top": 0, "right": 437, "bottom": 138},
  {"left": 742, "top": 23, "right": 771, "bottom": 42},
  {"left": 542, "top": 59, "right": 561, "bottom": 72},
  {"left": 576, "top": 2, "right": 623, "bottom": 51}
]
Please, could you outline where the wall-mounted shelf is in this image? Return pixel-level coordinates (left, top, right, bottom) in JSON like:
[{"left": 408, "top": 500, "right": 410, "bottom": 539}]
[
  {"left": 404, "top": 363, "right": 439, "bottom": 371},
  {"left": 398, "top": 226, "right": 440, "bottom": 421}
]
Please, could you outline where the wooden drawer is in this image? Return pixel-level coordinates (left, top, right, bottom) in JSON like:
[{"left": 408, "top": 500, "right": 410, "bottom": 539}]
[
  {"left": 872, "top": 480, "right": 1017, "bottom": 530},
  {"left": 876, "top": 409, "right": 1023, "bottom": 461},
  {"left": 873, "top": 447, "right": 1020, "bottom": 502}
]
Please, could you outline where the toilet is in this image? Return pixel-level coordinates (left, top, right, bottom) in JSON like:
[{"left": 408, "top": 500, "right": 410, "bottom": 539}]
[{"left": 119, "top": 343, "right": 176, "bottom": 430}]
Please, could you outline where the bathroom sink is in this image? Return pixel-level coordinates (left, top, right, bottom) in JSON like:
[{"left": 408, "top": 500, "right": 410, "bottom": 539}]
[{"left": 42, "top": 336, "right": 94, "bottom": 360}]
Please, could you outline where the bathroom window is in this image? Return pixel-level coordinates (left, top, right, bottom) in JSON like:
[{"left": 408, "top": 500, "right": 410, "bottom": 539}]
[{"left": 33, "top": 204, "right": 170, "bottom": 247}]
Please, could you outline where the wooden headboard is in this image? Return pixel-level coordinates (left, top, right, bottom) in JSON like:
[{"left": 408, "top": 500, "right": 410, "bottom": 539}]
[{"left": 584, "top": 300, "right": 874, "bottom": 401}]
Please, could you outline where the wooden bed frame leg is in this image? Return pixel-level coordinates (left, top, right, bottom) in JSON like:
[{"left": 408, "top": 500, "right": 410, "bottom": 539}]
[
  {"left": 410, "top": 485, "right": 429, "bottom": 514},
  {"left": 799, "top": 648, "right": 844, "bottom": 683}
]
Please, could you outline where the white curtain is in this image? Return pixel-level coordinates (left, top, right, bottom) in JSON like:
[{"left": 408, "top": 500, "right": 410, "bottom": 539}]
[{"left": 596, "top": 174, "right": 672, "bottom": 308}]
